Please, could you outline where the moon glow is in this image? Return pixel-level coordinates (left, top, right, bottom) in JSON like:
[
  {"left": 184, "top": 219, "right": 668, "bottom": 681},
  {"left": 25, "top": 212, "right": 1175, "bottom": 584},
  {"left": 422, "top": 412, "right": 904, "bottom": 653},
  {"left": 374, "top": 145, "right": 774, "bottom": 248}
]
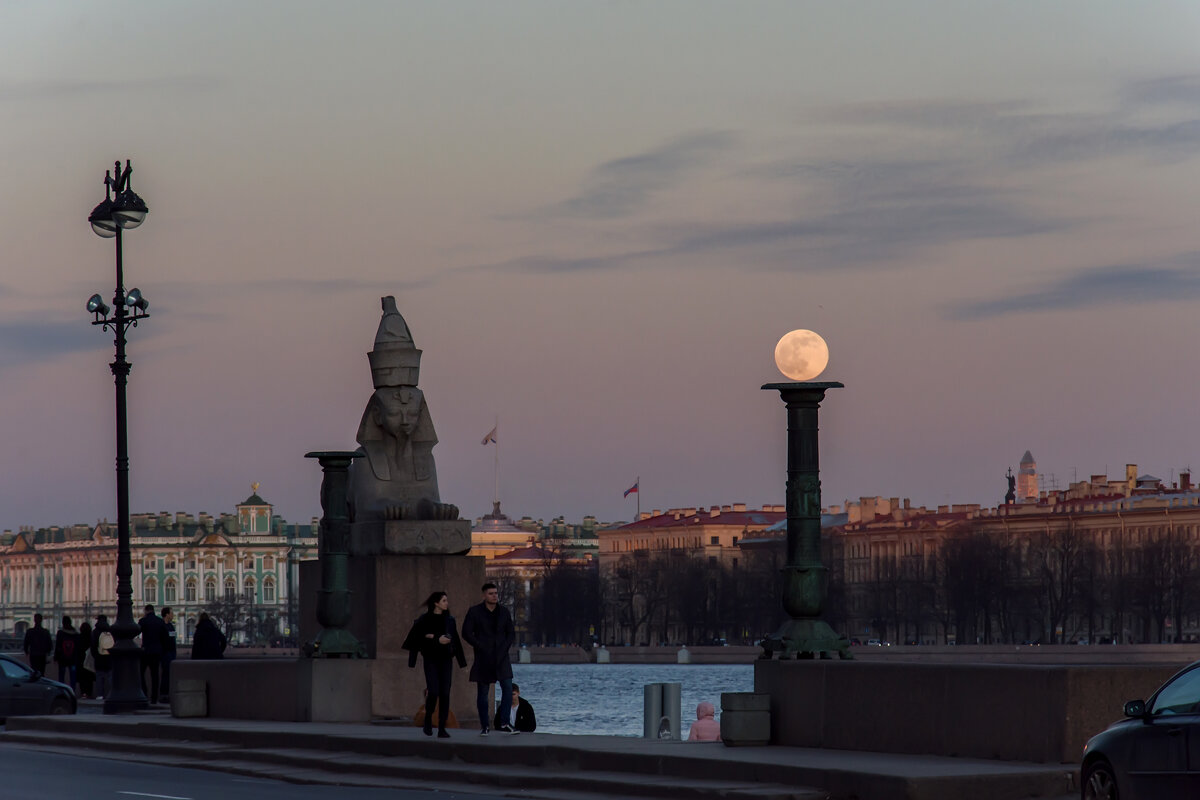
[{"left": 774, "top": 330, "right": 830, "bottom": 381}]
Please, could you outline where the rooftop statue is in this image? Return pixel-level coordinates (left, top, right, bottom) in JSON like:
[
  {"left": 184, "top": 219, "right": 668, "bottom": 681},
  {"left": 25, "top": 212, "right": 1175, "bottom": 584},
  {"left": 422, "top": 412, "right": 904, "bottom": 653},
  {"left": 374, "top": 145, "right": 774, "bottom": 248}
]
[{"left": 348, "top": 297, "right": 459, "bottom": 522}]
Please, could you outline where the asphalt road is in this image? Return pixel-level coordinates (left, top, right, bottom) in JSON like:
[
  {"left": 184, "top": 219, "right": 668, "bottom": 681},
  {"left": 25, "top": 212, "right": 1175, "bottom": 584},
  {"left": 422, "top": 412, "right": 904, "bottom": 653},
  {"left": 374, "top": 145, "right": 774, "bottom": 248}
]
[{"left": 0, "top": 746, "right": 513, "bottom": 800}]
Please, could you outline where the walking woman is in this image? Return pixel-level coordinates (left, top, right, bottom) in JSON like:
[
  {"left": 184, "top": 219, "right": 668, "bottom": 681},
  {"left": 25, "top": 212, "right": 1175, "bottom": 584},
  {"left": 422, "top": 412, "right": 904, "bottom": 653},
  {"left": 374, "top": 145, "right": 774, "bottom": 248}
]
[{"left": 403, "top": 591, "right": 466, "bottom": 738}]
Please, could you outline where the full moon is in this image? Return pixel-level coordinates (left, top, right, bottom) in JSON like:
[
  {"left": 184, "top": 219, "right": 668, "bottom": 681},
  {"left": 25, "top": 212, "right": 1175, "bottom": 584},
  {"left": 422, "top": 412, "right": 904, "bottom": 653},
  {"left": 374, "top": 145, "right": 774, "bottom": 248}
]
[{"left": 774, "top": 329, "right": 830, "bottom": 381}]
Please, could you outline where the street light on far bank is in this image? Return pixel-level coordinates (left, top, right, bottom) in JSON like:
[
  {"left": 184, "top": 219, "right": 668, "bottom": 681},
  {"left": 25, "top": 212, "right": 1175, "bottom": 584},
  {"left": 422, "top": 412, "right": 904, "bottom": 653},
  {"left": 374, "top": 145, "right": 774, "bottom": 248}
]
[{"left": 86, "top": 159, "right": 151, "bottom": 714}]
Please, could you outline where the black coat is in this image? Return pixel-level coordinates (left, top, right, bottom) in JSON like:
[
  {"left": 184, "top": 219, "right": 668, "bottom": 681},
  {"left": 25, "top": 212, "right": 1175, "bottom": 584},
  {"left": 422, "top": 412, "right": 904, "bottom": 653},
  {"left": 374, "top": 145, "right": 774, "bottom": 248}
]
[
  {"left": 163, "top": 620, "right": 177, "bottom": 657},
  {"left": 139, "top": 613, "right": 168, "bottom": 656},
  {"left": 191, "top": 618, "right": 227, "bottom": 660},
  {"left": 53, "top": 628, "right": 80, "bottom": 665},
  {"left": 402, "top": 612, "right": 467, "bottom": 669},
  {"left": 460, "top": 602, "right": 514, "bottom": 683},
  {"left": 493, "top": 697, "right": 537, "bottom": 732},
  {"left": 23, "top": 626, "right": 52, "bottom": 661}
]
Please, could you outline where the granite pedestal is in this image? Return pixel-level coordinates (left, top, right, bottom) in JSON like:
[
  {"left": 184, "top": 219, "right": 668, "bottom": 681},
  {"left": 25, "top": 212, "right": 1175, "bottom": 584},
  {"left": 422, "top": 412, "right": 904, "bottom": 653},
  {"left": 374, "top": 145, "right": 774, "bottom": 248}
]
[{"left": 301, "top": 549, "right": 485, "bottom": 725}]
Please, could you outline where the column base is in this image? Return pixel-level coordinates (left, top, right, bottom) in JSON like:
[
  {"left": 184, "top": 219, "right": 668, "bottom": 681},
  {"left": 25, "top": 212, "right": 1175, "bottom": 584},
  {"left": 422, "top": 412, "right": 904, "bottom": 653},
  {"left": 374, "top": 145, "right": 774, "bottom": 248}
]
[
  {"left": 760, "top": 618, "right": 853, "bottom": 660},
  {"left": 308, "top": 627, "right": 367, "bottom": 658}
]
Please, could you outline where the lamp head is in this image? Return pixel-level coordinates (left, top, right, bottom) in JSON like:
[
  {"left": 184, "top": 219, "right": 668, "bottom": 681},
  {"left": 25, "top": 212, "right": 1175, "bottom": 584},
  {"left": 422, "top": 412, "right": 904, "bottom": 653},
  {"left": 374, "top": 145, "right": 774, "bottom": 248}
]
[
  {"left": 113, "top": 188, "right": 148, "bottom": 229},
  {"left": 125, "top": 288, "right": 149, "bottom": 312},
  {"left": 88, "top": 198, "right": 118, "bottom": 238},
  {"left": 86, "top": 294, "right": 111, "bottom": 317}
]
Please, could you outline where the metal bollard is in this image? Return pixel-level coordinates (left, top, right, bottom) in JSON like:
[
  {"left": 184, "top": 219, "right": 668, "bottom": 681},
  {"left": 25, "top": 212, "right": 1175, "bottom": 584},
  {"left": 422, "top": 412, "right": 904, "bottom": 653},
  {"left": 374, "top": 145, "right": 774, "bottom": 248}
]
[{"left": 643, "top": 682, "right": 682, "bottom": 739}]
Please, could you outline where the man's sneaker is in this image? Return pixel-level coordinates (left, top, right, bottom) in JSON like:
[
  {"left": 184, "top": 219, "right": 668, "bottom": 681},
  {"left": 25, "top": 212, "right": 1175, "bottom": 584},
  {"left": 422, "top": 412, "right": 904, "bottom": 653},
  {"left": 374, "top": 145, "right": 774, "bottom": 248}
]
[
  {"left": 497, "top": 724, "right": 519, "bottom": 734},
  {"left": 480, "top": 727, "right": 489, "bottom": 736}
]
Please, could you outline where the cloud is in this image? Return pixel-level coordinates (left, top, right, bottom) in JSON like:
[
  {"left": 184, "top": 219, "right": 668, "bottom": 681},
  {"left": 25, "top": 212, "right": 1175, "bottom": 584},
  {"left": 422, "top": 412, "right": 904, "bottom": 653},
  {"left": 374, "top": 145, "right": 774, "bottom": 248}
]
[
  {"left": 810, "top": 82, "right": 1200, "bottom": 168},
  {"left": 1123, "top": 75, "right": 1200, "bottom": 109},
  {"left": 947, "top": 255, "right": 1200, "bottom": 319},
  {"left": 548, "top": 130, "right": 738, "bottom": 219},
  {"left": 0, "top": 319, "right": 108, "bottom": 368}
]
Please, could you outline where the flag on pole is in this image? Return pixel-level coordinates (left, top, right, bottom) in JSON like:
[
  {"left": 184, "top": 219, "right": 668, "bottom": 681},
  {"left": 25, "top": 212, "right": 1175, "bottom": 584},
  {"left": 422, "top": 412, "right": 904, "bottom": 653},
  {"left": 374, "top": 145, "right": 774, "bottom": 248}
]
[
  {"left": 481, "top": 425, "right": 498, "bottom": 445},
  {"left": 623, "top": 481, "right": 639, "bottom": 498}
]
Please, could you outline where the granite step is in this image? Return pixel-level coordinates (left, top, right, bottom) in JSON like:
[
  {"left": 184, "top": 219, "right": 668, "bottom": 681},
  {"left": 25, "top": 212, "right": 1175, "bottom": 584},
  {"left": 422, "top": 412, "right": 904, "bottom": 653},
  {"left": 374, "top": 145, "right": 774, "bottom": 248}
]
[{"left": 0, "top": 730, "right": 828, "bottom": 800}]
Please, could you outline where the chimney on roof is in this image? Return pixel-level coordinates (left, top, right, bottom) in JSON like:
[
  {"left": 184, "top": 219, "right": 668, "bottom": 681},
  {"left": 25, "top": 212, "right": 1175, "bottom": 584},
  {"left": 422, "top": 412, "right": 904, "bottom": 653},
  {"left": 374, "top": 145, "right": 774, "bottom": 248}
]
[
  {"left": 639, "top": 512, "right": 652, "bottom": 521},
  {"left": 721, "top": 505, "right": 731, "bottom": 513},
  {"left": 1181, "top": 471, "right": 1192, "bottom": 491},
  {"left": 710, "top": 507, "right": 720, "bottom": 517}
]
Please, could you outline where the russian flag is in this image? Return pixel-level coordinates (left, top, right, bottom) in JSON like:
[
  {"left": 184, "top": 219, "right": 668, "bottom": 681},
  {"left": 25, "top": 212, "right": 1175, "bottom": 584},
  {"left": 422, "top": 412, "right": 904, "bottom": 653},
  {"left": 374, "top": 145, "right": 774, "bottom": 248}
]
[
  {"left": 623, "top": 481, "right": 639, "bottom": 498},
  {"left": 481, "top": 426, "right": 497, "bottom": 445}
]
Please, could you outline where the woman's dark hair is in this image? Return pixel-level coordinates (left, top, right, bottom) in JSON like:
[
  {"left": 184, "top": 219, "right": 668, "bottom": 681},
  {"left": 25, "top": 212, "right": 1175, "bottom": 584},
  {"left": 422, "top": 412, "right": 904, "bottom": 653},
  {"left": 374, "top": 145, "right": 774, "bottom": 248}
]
[{"left": 422, "top": 591, "right": 448, "bottom": 612}]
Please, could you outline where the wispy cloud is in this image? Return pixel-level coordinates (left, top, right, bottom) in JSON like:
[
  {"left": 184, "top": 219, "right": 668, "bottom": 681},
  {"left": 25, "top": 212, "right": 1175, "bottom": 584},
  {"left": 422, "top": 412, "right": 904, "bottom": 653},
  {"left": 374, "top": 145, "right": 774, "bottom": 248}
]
[
  {"left": 948, "top": 254, "right": 1200, "bottom": 319},
  {"left": 0, "top": 319, "right": 107, "bottom": 368},
  {"left": 1123, "top": 75, "right": 1200, "bottom": 109},
  {"left": 548, "top": 130, "right": 737, "bottom": 219},
  {"left": 811, "top": 82, "right": 1200, "bottom": 168}
]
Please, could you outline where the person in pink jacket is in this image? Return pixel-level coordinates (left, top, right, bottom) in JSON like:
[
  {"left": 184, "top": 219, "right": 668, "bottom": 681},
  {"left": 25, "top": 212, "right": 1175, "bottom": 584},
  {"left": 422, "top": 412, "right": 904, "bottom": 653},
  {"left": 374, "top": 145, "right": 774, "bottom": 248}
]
[{"left": 687, "top": 700, "right": 721, "bottom": 741}]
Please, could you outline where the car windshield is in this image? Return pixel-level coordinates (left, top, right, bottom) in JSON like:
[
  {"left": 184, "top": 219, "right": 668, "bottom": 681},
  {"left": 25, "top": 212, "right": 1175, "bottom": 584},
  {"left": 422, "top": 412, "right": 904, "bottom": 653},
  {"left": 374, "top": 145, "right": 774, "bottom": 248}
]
[
  {"left": 0, "top": 658, "right": 31, "bottom": 680},
  {"left": 1151, "top": 665, "right": 1200, "bottom": 716}
]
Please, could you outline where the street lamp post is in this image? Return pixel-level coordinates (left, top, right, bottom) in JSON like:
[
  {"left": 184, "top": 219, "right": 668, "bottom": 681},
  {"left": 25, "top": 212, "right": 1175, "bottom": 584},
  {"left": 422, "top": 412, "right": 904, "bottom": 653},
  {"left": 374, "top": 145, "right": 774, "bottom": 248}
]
[{"left": 86, "top": 160, "right": 151, "bottom": 713}]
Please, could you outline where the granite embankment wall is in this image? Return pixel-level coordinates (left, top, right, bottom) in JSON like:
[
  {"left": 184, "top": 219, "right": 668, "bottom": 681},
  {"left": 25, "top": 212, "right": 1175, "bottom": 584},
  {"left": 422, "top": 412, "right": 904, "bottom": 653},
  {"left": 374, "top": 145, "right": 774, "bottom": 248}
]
[{"left": 213, "top": 643, "right": 1200, "bottom": 665}]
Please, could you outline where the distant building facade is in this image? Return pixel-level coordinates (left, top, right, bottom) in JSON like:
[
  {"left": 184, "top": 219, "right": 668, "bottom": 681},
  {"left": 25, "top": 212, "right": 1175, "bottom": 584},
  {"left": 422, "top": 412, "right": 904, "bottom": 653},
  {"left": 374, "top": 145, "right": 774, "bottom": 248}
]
[
  {"left": 822, "top": 465, "right": 1200, "bottom": 645},
  {"left": 0, "top": 488, "right": 317, "bottom": 644},
  {"left": 469, "top": 502, "right": 601, "bottom": 645}
]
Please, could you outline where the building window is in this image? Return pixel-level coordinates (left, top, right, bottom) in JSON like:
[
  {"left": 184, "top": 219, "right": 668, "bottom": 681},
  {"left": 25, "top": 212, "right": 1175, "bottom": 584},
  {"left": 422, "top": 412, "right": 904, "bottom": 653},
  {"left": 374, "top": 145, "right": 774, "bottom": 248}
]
[
  {"left": 185, "top": 617, "right": 195, "bottom": 640},
  {"left": 263, "top": 577, "right": 276, "bottom": 604},
  {"left": 244, "top": 557, "right": 255, "bottom": 570},
  {"left": 224, "top": 577, "right": 236, "bottom": 600},
  {"left": 710, "top": 536, "right": 719, "bottom": 546},
  {"left": 186, "top": 558, "right": 196, "bottom": 570},
  {"left": 263, "top": 556, "right": 274, "bottom": 570},
  {"left": 732, "top": 536, "right": 738, "bottom": 546},
  {"left": 165, "top": 558, "right": 176, "bottom": 570},
  {"left": 204, "top": 557, "right": 216, "bottom": 570},
  {"left": 144, "top": 579, "right": 157, "bottom": 605},
  {"left": 205, "top": 579, "right": 217, "bottom": 602},
  {"left": 164, "top": 578, "right": 177, "bottom": 603},
  {"left": 243, "top": 578, "right": 256, "bottom": 604},
  {"left": 186, "top": 578, "right": 197, "bottom": 602},
  {"left": 144, "top": 558, "right": 156, "bottom": 571},
  {"left": 225, "top": 556, "right": 235, "bottom": 570}
]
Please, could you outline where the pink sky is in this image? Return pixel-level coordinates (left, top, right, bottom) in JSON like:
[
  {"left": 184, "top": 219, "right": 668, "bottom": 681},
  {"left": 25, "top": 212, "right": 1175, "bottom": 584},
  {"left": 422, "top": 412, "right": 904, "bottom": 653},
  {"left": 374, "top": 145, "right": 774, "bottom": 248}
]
[{"left": 2, "top": 3, "right": 1200, "bottom": 528}]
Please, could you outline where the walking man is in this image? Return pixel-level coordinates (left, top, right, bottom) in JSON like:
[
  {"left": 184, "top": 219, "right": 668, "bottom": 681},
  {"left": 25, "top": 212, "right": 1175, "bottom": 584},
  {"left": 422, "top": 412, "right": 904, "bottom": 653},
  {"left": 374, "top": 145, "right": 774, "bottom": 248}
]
[
  {"left": 23, "top": 613, "right": 52, "bottom": 675},
  {"left": 461, "top": 582, "right": 517, "bottom": 735}
]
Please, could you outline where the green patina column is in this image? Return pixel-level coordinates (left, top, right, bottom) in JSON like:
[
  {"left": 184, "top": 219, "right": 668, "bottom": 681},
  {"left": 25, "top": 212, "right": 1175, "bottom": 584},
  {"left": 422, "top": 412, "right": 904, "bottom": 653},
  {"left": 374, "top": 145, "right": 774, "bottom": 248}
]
[
  {"left": 304, "top": 451, "right": 367, "bottom": 658},
  {"left": 760, "top": 382, "right": 852, "bottom": 660}
]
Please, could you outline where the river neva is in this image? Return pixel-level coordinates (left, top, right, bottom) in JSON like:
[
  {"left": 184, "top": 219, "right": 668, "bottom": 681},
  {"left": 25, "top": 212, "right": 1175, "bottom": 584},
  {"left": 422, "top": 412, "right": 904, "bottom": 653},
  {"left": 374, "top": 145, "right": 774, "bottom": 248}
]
[{"left": 508, "top": 663, "right": 753, "bottom": 736}]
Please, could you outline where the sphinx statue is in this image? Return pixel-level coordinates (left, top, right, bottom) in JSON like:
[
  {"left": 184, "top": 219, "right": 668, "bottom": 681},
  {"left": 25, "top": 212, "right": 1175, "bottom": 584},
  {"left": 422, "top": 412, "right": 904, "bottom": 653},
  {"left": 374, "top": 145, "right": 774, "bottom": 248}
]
[{"left": 347, "top": 297, "right": 459, "bottom": 523}]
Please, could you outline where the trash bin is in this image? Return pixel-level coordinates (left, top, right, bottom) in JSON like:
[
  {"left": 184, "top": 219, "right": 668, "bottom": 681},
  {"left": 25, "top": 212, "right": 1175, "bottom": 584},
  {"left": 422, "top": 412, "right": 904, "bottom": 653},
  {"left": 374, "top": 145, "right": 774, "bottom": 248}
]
[{"left": 644, "top": 682, "right": 682, "bottom": 739}]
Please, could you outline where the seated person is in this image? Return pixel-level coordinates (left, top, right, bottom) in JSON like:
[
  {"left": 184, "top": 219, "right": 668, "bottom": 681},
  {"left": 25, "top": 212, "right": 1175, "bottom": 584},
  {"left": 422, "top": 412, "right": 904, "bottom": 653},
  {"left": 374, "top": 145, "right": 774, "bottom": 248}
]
[
  {"left": 687, "top": 700, "right": 721, "bottom": 741},
  {"left": 492, "top": 682, "right": 536, "bottom": 732}
]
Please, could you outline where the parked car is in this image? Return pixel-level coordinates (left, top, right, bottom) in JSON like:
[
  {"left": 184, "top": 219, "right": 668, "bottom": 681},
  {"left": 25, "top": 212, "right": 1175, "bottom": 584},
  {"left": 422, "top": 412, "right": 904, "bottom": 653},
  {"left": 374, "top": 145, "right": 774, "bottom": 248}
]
[
  {"left": 0, "top": 653, "right": 76, "bottom": 719},
  {"left": 1081, "top": 660, "right": 1200, "bottom": 799}
]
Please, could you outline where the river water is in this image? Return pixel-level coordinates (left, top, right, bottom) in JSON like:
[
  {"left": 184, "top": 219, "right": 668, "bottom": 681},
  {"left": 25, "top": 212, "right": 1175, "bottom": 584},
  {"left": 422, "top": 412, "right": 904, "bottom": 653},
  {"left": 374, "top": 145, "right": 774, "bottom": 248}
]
[{"left": 508, "top": 663, "right": 753, "bottom": 736}]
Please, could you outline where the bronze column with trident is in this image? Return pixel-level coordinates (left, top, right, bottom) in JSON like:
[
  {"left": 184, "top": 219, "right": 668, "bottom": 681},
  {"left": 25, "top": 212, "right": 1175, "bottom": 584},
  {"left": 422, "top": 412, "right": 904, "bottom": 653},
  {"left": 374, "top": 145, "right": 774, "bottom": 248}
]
[
  {"left": 304, "top": 451, "right": 367, "bottom": 658},
  {"left": 760, "top": 382, "right": 852, "bottom": 660}
]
